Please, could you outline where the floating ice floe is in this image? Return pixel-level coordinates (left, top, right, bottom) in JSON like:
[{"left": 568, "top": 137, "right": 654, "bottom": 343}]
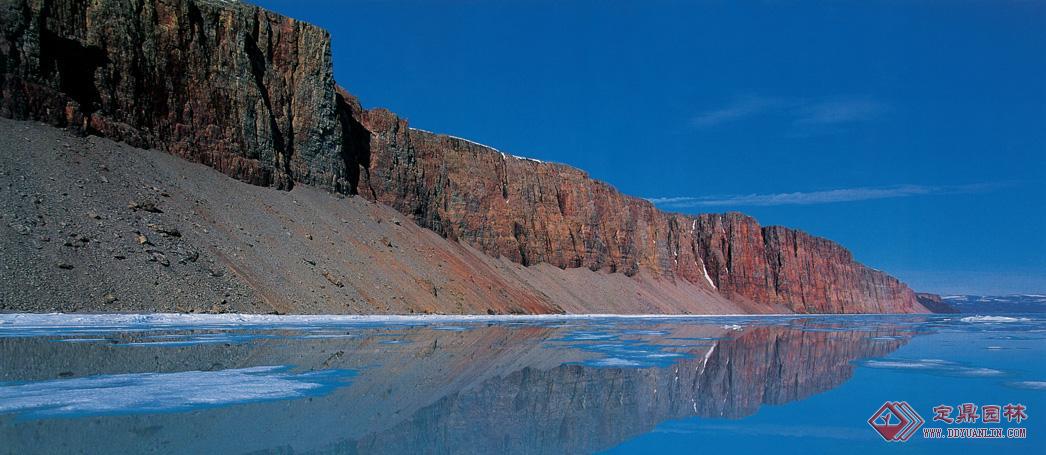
[
  {"left": 589, "top": 358, "right": 642, "bottom": 368},
  {"left": 960, "top": 316, "right": 1031, "bottom": 323},
  {"left": 861, "top": 358, "right": 1006, "bottom": 378},
  {"left": 0, "top": 366, "right": 354, "bottom": 418}
]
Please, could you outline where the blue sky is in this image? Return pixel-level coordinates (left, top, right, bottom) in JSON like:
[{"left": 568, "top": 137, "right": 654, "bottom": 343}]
[{"left": 253, "top": 0, "right": 1045, "bottom": 295}]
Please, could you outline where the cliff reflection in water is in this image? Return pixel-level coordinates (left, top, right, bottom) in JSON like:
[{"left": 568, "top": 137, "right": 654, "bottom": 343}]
[{"left": 0, "top": 317, "right": 916, "bottom": 454}]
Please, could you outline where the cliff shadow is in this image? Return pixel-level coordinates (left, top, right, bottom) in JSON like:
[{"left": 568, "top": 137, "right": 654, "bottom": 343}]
[
  {"left": 38, "top": 29, "right": 108, "bottom": 116},
  {"left": 336, "top": 89, "right": 372, "bottom": 196}
]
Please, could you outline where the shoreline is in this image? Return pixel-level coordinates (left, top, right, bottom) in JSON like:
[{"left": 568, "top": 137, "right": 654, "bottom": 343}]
[{"left": 0, "top": 312, "right": 950, "bottom": 328}]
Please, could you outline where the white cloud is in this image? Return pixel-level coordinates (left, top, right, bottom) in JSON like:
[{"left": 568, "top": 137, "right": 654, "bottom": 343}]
[
  {"left": 794, "top": 98, "right": 887, "bottom": 126},
  {"left": 689, "top": 95, "right": 784, "bottom": 127},
  {"left": 648, "top": 182, "right": 1007, "bottom": 208}
]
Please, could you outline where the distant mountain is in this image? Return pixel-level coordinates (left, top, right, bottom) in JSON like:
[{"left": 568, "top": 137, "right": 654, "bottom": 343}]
[{"left": 941, "top": 295, "right": 1046, "bottom": 313}]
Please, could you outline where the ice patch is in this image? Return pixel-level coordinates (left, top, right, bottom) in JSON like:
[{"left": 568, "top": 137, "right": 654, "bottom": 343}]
[
  {"left": 622, "top": 330, "right": 670, "bottom": 336},
  {"left": 961, "top": 316, "right": 1030, "bottom": 323},
  {"left": 861, "top": 358, "right": 1006, "bottom": 378},
  {"left": 554, "top": 331, "right": 693, "bottom": 368},
  {"left": 123, "top": 333, "right": 270, "bottom": 347},
  {"left": 645, "top": 352, "right": 683, "bottom": 359},
  {"left": 53, "top": 338, "right": 109, "bottom": 343},
  {"left": 0, "top": 366, "right": 355, "bottom": 418},
  {"left": 862, "top": 359, "right": 952, "bottom": 370},
  {"left": 590, "top": 358, "right": 641, "bottom": 368}
]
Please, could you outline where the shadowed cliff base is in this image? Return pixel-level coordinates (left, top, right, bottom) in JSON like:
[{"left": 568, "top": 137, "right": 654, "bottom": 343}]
[{"left": 0, "top": 0, "right": 929, "bottom": 314}]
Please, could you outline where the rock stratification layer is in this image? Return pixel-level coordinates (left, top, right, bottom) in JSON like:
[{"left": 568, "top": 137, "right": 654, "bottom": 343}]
[
  {"left": 0, "top": 0, "right": 928, "bottom": 314},
  {"left": 353, "top": 110, "right": 923, "bottom": 313},
  {"left": 0, "top": 0, "right": 349, "bottom": 190}
]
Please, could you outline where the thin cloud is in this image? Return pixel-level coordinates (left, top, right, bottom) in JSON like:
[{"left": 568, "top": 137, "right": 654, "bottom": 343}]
[
  {"left": 794, "top": 98, "right": 887, "bottom": 126},
  {"left": 689, "top": 95, "right": 784, "bottom": 127},
  {"left": 690, "top": 95, "right": 886, "bottom": 131},
  {"left": 648, "top": 182, "right": 1008, "bottom": 209}
]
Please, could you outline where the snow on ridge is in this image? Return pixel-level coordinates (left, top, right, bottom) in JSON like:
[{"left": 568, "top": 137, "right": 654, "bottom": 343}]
[
  {"left": 510, "top": 154, "right": 544, "bottom": 164},
  {"left": 409, "top": 127, "right": 503, "bottom": 153},
  {"left": 408, "top": 127, "right": 547, "bottom": 164},
  {"left": 445, "top": 134, "right": 502, "bottom": 153}
]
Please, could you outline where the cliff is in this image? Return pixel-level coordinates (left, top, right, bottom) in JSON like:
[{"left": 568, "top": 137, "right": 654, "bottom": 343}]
[
  {"left": 915, "top": 292, "right": 960, "bottom": 314},
  {"left": 0, "top": 0, "right": 349, "bottom": 190},
  {"left": 353, "top": 109, "right": 924, "bottom": 313},
  {"left": 0, "top": 118, "right": 752, "bottom": 315},
  {"left": 0, "top": 0, "right": 928, "bottom": 314}
]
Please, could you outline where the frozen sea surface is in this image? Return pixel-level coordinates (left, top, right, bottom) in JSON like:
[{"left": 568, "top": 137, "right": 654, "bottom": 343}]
[{"left": 0, "top": 313, "right": 1042, "bottom": 454}]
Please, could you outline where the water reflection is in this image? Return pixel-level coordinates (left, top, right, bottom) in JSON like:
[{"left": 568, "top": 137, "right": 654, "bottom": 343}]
[{"left": 0, "top": 317, "right": 917, "bottom": 454}]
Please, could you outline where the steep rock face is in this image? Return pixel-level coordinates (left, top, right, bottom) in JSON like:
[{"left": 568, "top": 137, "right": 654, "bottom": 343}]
[
  {"left": 0, "top": 0, "right": 928, "bottom": 314},
  {"left": 352, "top": 110, "right": 926, "bottom": 313},
  {"left": 0, "top": 0, "right": 349, "bottom": 190}
]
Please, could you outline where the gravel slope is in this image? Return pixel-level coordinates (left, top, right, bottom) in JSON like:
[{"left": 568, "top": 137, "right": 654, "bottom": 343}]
[{"left": 0, "top": 119, "right": 754, "bottom": 314}]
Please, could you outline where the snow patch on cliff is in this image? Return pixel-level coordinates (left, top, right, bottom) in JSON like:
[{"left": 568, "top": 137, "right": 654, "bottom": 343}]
[{"left": 701, "top": 262, "right": 717, "bottom": 290}]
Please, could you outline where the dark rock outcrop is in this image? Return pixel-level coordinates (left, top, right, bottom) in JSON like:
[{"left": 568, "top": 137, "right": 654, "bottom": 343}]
[
  {"left": 0, "top": 0, "right": 929, "bottom": 314},
  {"left": 916, "top": 292, "right": 960, "bottom": 313}
]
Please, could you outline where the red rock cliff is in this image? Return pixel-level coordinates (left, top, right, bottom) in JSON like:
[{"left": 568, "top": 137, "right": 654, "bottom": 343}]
[
  {"left": 0, "top": 0, "right": 349, "bottom": 190},
  {"left": 351, "top": 107, "right": 925, "bottom": 313},
  {"left": 0, "top": 0, "right": 928, "bottom": 314}
]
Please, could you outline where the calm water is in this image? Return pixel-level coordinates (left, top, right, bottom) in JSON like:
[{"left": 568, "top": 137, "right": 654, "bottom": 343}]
[{"left": 0, "top": 314, "right": 1042, "bottom": 454}]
